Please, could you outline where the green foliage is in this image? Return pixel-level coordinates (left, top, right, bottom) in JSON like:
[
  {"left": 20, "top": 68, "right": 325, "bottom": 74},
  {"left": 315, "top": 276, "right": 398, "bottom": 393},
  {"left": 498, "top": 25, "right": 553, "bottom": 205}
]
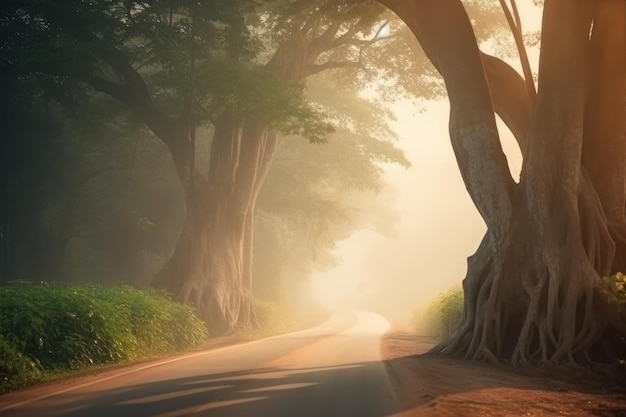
[
  {"left": 416, "top": 287, "right": 465, "bottom": 340},
  {"left": 201, "top": 61, "right": 334, "bottom": 143},
  {"left": 602, "top": 272, "right": 626, "bottom": 304},
  {"left": 0, "top": 281, "right": 207, "bottom": 393},
  {"left": 0, "top": 333, "right": 42, "bottom": 392}
]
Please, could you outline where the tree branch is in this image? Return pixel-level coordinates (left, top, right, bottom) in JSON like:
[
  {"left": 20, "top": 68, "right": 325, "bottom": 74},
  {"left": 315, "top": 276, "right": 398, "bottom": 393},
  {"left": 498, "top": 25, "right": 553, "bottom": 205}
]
[
  {"left": 324, "top": 18, "right": 363, "bottom": 50},
  {"left": 498, "top": 0, "right": 536, "bottom": 106},
  {"left": 300, "top": 13, "right": 323, "bottom": 38},
  {"left": 305, "top": 60, "right": 363, "bottom": 76},
  {"left": 380, "top": 0, "right": 517, "bottom": 242},
  {"left": 480, "top": 52, "right": 532, "bottom": 153}
]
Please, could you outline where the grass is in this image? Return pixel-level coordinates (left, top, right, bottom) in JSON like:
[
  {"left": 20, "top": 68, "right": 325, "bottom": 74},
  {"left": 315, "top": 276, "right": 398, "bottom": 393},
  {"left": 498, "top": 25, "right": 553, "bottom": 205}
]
[
  {"left": 415, "top": 286, "right": 464, "bottom": 340},
  {"left": 0, "top": 281, "right": 208, "bottom": 394}
]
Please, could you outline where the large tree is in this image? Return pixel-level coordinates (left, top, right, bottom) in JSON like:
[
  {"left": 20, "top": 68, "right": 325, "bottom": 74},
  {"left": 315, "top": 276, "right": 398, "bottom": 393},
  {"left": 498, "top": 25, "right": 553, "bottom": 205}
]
[
  {"left": 1, "top": 0, "right": 336, "bottom": 333},
  {"left": 1, "top": 0, "right": 418, "bottom": 334},
  {"left": 379, "top": 0, "right": 626, "bottom": 363},
  {"left": 253, "top": 72, "right": 409, "bottom": 302}
]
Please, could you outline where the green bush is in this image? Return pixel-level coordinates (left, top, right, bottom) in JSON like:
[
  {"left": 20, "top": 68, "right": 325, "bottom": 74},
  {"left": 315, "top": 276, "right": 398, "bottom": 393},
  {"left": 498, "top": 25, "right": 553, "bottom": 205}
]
[
  {"left": 0, "top": 333, "right": 41, "bottom": 391},
  {"left": 0, "top": 281, "right": 208, "bottom": 393},
  {"left": 603, "top": 271, "right": 626, "bottom": 303},
  {"left": 416, "top": 286, "right": 465, "bottom": 340}
]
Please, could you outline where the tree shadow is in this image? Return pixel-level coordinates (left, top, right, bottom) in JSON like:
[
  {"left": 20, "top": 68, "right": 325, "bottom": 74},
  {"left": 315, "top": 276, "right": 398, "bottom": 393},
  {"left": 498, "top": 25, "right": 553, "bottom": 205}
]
[
  {"left": 7, "top": 353, "right": 626, "bottom": 417},
  {"left": 12, "top": 362, "right": 395, "bottom": 417},
  {"left": 386, "top": 351, "right": 626, "bottom": 417}
]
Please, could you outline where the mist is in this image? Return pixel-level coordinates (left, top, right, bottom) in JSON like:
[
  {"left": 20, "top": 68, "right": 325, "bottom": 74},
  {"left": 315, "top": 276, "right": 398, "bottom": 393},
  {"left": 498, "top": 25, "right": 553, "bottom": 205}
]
[
  {"left": 309, "top": 2, "right": 543, "bottom": 325},
  {"left": 1, "top": 0, "right": 541, "bottom": 334},
  {"left": 310, "top": 100, "right": 525, "bottom": 323}
]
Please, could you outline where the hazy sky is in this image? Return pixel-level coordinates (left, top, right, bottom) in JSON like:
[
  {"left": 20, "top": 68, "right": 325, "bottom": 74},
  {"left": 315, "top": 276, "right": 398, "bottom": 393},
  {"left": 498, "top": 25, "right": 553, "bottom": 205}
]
[{"left": 310, "top": 1, "right": 543, "bottom": 321}]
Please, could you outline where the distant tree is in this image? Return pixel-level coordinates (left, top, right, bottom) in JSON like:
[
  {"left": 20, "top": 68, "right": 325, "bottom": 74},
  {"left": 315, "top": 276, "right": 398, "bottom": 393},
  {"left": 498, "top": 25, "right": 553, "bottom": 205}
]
[
  {"left": 0, "top": 75, "right": 66, "bottom": 281},
  {"left": 0, "top": 75, "right": 178, "bottom": 285},
  {"left": 380, "top": 0, "right": 626, "bottom": 363},
  {"left": 57, "top": 98, "right": 184, "bottom": 286},
  {"left": 253, "top": 73, "right": 409, "bottom": 302}
]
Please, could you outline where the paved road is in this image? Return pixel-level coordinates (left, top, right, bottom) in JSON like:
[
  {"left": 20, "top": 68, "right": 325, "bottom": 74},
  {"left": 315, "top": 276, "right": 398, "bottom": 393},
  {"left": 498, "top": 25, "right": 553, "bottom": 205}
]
[{"left": 0, "top": 309, "right": 400, "bottom": 417}]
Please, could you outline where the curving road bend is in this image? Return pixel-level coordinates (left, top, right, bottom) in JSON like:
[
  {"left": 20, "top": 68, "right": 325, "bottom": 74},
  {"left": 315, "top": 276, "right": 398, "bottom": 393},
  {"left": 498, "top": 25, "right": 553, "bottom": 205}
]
[{"left": 0, "top": 309, "right": 401, "bottom": 417}]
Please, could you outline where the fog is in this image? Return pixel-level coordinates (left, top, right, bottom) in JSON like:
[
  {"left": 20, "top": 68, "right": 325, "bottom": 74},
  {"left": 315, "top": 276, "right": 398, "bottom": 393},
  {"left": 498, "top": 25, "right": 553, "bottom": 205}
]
[
  {"left": 310, "top": 2, "right": 542, "bottom": 322},
  {"left": 1, "top": 0, "right": 543, "bottom": 331},
  {"left": 310, "top": 101, "right": 522, "bottom": 322}
]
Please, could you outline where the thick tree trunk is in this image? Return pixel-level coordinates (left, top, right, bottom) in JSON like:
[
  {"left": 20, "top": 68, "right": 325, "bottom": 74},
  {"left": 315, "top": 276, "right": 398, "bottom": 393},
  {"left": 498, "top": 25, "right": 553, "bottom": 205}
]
[
  {"left": 381, "top": 0, "right": 626, "bottom": 363},
  {"left": 152, "top": 112, "right": 278, "bottom": 335},
  {"left": 152, "top": 18, "right": 337, "bottom": 334},
  {"left": 582, "top": 0, "right": 626, "bottom": 273}
]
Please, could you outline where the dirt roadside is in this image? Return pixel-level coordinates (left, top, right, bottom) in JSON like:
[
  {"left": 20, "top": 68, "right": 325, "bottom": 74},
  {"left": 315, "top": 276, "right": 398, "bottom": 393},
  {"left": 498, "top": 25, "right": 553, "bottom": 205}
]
[{"left": 381, "top": 326, "right": 626, "bottom": 417}]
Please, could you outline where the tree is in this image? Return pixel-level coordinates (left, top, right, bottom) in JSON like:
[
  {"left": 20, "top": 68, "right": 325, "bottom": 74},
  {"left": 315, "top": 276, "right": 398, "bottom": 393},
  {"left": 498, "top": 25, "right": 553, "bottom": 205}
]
[
  {"left": 56, "top": 97, "right": 184, "bottom": 286},
  {"left": 0, "top": 67, "right": 114, "bottom": 283},
  {"left": 1, "top": 0, "right": 416, "bottom": 334},
  {"left": 0, "top": 0, "right": 509, "bottom": 336},
  {"left": 379, "top": 0, "right": 626, "bottom": 363},
  {"left": 151, "top": 0, "right": 405, "bottom": 333},
  {"left": 0, "top": 74, "right": 180, "bottom": 285},
  {"left": 1, "top": 0, "right": 333, "bottom": 333},
  {"left": 253, "top": 72, "right": 409, "bottom": 303},
  {"left": 0, "top": 75, "right": 67, "bottom": 281}
]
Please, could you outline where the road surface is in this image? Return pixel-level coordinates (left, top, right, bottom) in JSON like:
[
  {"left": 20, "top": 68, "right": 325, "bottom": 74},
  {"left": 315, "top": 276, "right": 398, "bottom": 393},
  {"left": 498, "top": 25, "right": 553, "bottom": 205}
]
[{"left": 0, "top": 309, "right": 401, "bottom": 417}]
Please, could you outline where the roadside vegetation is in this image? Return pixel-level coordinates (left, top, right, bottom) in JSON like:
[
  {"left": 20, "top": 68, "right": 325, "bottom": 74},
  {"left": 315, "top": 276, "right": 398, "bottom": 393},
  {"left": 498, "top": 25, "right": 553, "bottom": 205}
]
[
  {"left": 417, "top": 271, "right": 626, "bottom": 344},
  {"left": 0, "top": 281, "right": 329, "bottom": 395},
  {"left": 0, "top": 281, "right": 208, "bottom": 394},
  {"left": 415, "top": 286, "right": 464, "bottom": 340}
]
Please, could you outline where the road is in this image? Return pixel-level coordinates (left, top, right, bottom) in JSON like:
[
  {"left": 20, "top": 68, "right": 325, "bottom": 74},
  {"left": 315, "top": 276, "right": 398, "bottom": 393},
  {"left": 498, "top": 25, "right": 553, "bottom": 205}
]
[{"left": 0, "top": 309, "right": 401, "bottom": 417}]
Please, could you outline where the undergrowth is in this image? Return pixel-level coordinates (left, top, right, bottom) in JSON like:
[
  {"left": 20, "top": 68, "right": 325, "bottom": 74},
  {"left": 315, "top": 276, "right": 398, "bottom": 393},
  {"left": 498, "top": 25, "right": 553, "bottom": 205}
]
[
  {"left": 603, "top": 272, "right": 626, "bottom": 303},
  {"left": 237, "top": 299, "right": 296, "bottom": 339},
  {"left": 0, "top": 281, "right": 207, "bottom": 394},
  {"left": 415, "top": 286, "right": 464, "bottom": 340}
]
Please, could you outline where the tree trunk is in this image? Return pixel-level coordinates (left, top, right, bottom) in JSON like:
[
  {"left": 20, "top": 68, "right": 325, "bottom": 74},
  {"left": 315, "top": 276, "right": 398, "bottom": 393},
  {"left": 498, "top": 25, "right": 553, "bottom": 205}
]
[
  {"left": 152, "top": 18, "right": 338, "bottom": 334},
  {"left": 152, "top": 112, "right": 277, "bottom": 334},
  {"left": 380, "top": 0, "right": 626, "bottom": 363}
]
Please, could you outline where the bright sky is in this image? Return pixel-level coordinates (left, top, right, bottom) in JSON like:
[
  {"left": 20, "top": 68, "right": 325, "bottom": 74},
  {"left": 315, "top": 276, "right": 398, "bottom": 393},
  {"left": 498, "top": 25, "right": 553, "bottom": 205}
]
[{"left": 310, "top": 1, "right": 543, "bottom": 322}]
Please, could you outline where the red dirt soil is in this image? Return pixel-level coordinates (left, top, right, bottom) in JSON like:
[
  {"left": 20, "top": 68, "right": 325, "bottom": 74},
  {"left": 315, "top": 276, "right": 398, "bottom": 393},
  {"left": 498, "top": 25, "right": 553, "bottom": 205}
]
[{"left": 381, "top": 326, "right": 626, "bottom": 417}]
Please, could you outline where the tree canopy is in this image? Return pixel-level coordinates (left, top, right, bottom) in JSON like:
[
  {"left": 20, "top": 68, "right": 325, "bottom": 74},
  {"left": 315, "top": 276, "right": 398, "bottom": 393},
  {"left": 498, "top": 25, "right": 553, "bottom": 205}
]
[{"left": 0, "top": 0, "right": 418, "bottom": 334}]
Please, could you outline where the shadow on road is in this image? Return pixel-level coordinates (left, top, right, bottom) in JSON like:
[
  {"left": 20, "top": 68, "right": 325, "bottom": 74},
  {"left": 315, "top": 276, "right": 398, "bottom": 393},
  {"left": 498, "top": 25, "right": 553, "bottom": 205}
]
[{"left": 7, "top": 353, "right": 626, "bottom": 417}]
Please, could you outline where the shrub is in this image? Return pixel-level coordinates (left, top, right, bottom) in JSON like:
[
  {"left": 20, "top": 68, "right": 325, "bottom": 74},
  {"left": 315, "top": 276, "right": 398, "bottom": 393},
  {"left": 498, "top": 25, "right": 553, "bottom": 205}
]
[
  {"left": 0, "top": 333, "right": 41, "bottom": 392},
  {"left": 0, "top": 281, "right": 208, "bottom": 393},
  {"left": 603, "top": 272, "right": 626, "bottom": 303},
  {"left": 416, "top": 286, "right": 465, "bottom": 340}
]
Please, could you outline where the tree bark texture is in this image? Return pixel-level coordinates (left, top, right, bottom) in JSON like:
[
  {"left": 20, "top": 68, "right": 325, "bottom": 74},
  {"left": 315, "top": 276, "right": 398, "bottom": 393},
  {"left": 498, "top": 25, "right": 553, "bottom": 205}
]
[
  {"left": 152, "top": 114, "right": 274, "bottom": 334},
  {"left": 380, "top": 0, "right": 626, "bottom": 363}
]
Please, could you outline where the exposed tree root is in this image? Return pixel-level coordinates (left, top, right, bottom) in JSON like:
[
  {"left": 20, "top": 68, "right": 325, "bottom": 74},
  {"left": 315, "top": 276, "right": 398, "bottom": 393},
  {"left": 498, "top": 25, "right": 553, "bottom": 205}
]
[
  {"left": 432, "top": 184, "right": 625, "bottom": 365},
  {"left": 152, "top": 181, "right": 256, "bottom": 335}
]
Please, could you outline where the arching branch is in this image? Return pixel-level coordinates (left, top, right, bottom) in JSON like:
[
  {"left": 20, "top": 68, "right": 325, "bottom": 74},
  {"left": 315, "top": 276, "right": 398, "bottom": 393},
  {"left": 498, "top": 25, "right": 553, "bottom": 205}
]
[
  {"left": 379, "top": 0, "right": 516, "bottom": 242},
  {"left": 481, "top": 52, "right": 532, "bottom": 152},
  {"left": 498, "top": 0, "right": 537, "bottom": 106},
  {"left": 306, "top": 60, "right": 362, "bottom": 76}
]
